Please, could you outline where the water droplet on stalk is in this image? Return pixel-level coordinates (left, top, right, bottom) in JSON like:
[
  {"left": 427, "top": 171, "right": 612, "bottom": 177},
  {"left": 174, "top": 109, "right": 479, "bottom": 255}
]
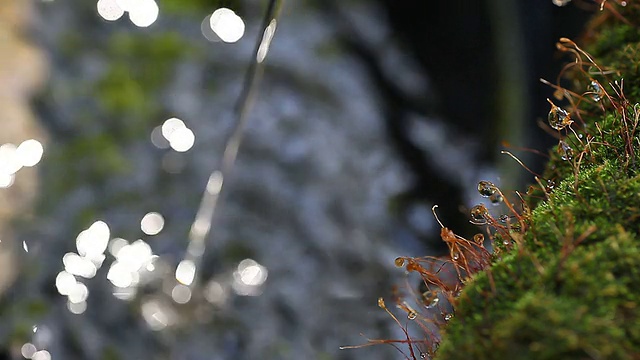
[
  {"left": 407, "top": 310, "right": 418, "bottom": 320},
  {"left": 589, "top": 80, "right": 604, "bottom": 102},
  {"left": 427, "top": 297, "right": 439, "bottom": 308},
  {"left": 547, "top": 99, "right": 572, "bottom": 130},
  {"left": 477, "top": 180, "right": 498, "bottom": 197},
  {"left": 470, "top": 204, "right": 489, "bottom": 224},
  {"left": 489, "top": 192, "right": 503, "bottom": 205},
  {"left": 499, "top": 214, "right": 509, "bottom": 223},
  {"left": 444, "top": 313, "right": 453, "bottom": 321},
  {"left": 558, "top": 140, "right": 573, "bottom": 161},
  {"left": 394, "top": 257, "right": 405, "bottom": 268},
  {"left": 473, "top": 234, "right": 484, "bottom": 245},
  {"left": 546, "top": 179, "right": 556, "bottom": 192}
]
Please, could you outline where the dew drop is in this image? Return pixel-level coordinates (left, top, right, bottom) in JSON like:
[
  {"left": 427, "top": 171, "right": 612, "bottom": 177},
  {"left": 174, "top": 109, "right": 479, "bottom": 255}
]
[
  {"left": 499, "top": 214, "right": 510, "bottom": 223},
  {"left": 420, "top": 352, "right": 427, "bottom": 359},
  {"left": 473, "top": 233, "right": 485, "bottom": 245},
  {"left": 546, "top": 179, "right": 556, "bottom": 192},
  {"left": 407, "top": 310, "right": 418, "bottom": 320},
  {"left": 444, "top": 313, "right": 453, "bottom": 321},
  {"left": 547, "top": 99, "right": 572, "bottom": 130},
  {"left": 558, "top": 140, "right": 573, "bottom": 161},
  {"left": 589, "top": 80, "right": 604, "bottom": 102},
  {"left": 422, "top": 290, "right": 439, "bottom": 308},
  {"left": 452, "top": 252, "right": 460, "bottom": 260},
  {"left": 489, "top": 192, "right": 503, "bottom": 205},
  {"left": 394, "top": 257, "right": 405, "bottom": 268},
  {"left": 427, "top": 297, "right": 439, "bottom": 308},
  {"left": 470, "top": 204, "right": 489, "bottom": 224},
  {"left": 377, "top": 297, "right": 385, "bottom": 309},
  {"left": 477, "top": 180, "right": 498, "bottom": 197},
  {"left": 503, "top": 239, "right": 511, "bottom": 246}
]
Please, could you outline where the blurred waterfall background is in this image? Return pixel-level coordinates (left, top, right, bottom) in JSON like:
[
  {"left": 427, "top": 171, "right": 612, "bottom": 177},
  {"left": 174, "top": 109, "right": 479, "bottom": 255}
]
[{"left": 0, "top": 0, "right": 592, "bottom": 359}]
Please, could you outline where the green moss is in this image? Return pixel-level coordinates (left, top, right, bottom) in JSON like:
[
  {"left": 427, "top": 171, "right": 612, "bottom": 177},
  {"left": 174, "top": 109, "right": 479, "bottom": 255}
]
[{"left": 434, "top": 6, "right": 640, "bottom": 359}]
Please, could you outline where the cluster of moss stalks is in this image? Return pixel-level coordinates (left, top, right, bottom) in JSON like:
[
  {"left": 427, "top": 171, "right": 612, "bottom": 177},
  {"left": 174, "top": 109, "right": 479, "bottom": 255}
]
[
  {"left": 351, "top": 3, "right": 640, "bottom": 359},
  {"left": 434, "top": 4, "right": 640, "bottom": 359}
]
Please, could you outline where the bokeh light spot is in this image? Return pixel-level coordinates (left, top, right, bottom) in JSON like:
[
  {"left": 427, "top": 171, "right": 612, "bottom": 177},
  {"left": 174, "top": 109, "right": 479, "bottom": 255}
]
[
  {"left": 0, "top": 143, "right": 22, "bottom": 175},
  {"left": 232, "top": 259, "right": 268, "bottom": 296},
  {"left": 169, "top": 127, "right": 195, "bottom": 152},
  {"left": 97, "top": 0, "right": 125, "bottom": 21},
  {"left": 76, "top": 221, "right": 110, "bottom": 260},
  {"left": 16, "top": 139, "right": 44, "bottom": 167},
  {"left": 140, "top": 212, "right": 164, "bottom": 235},
  {"left": 175, "top": 259, "right": 196, "bottom": 286},
  {"left": 171, "top": 284, "right": 192, "bottom": 304},
  {"left": 128, "top": 0, "right": 159, "bottom": 28},
  {"left": 55, "top": 271, "right": 77, "bottom": 296},
  {"left": 67, "top": 282, "right": 89, "bottom": 303},
  {"left": 209, "top": 8, "right": 245, "bottom": 43},
  {"left": 32, "top": 350, "right": 51, "bottom": 360},
  {"left": 142, "top": 300, "right": 169, "bottom": 330},
  {"left": 204, "top": 280, "right": 227, "bottom": 306},
  {"left": 161, "top": 117, "right": 186, "bottom": 140},
  {"left": 201, "top": 15, "right": 220, "bottom": 42},
  {"left": 20, "top": 343, "right": 36, "bottom": 359},
  {"left": 0, "top": 173, "right": 14, "bottom": 188},
  {"left": 67, "top": 300, "right": 87, "bottom": 314},
  {"left": 150, "top": 125, "right": 169, "bottom": 149}
]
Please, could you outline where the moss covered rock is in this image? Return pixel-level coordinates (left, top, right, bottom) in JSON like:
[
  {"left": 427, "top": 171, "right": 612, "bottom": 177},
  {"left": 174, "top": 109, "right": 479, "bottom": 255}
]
[{"left": 435, "top": 5, "right": 640, "bottom": 360}]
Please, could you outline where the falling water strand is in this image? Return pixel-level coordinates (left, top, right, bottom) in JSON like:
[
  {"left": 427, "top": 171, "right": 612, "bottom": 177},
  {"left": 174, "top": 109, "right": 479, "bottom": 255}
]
[{"left": 179, "top": 0, "right": 283, "bottom": 287}]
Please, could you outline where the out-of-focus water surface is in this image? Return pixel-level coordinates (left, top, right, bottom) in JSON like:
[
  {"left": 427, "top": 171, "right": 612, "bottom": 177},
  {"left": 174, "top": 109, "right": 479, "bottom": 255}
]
[{"left": 0, "top": 0, "right": 474, "bottom": 359}]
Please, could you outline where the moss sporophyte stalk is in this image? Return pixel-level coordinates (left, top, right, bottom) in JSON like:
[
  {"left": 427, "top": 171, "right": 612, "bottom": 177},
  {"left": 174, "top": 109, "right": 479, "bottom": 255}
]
[{"left": 343, "top": 2, "right": 640, "bottom": 359}]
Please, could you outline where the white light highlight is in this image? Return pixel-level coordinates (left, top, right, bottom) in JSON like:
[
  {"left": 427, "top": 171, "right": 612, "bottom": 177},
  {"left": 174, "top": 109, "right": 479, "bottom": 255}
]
[
  {"left": 175, "top": 259, "right": 196, "bottom": 286},
  {"left": 107, "top": 262, "right": 134, "bottom": 288},
  {"left": 21, "top": 343, "right": 37, "bottom": 359},
  {"left": 161, "top": 118, "right": 186, "bottom": 140},
  {"left": 16, "top": 139, "right": 44, "bottom": 167},
  {"left": 32, "top": 350, "right": 51, "bottom": 360},
  {"left": 169, "top": 127, "right": 195, "bottom": 152},
  {"left": 115, "top": 239, "right": 153, "bottom": 271},
  {"left": 63, "top": 252, "right": 97, "bottom": 278},
  {"left": 0, "top": 173, "right": 14, "bottom": 188},
  {"left": 55, "top": 271, "right": 77, "bottom": 295},
  {"left": 128, "top": 0, "right": 159, "bottom": 28},
  {"left": 257, "top": 19, "right": 277, "bottom": 63},
  {"left": 67, "top": 282, "right": 89, "bottom": 303},
  {"left": 76, "top": 221, "right": 110, "bottom": 261},
  {"left": 232, "top": 259, "right": 268, "bottom": 296},
  {"left": 209, "top": 8, "right": 245, "bottom": 43},
  {"left": 97, "top": 0, "right": 125, "bottom": 21},
  {"left": 108, "top": 237, "right": 128, "bottom": 257},
  {"left": 141, "top": 212, "right": 164, "bottom": 235},
  {"left": 0, "top": 143, "right": 22, "bottom": 175}
]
